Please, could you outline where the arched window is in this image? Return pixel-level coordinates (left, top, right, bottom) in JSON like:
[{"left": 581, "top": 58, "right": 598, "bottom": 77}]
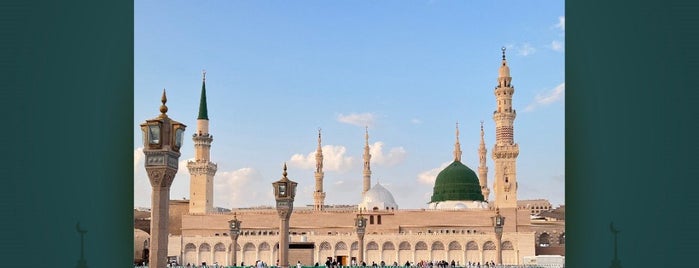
[
  {"left": 431, "top": 241, "right": 444, "bottom": 250},
  {"left": 501, "top": 241, "right": 514, "bottom": 250},
  {"left": 382, "top": 242, "right": 395, "bottom": 250},
  {"left": 483, "top": 241, "right": 496, "bottom": 250},
  {"left": 366, "top": 242, "right": 379, "bottom": 250},
  {"left": 336, "top": 242, "right": 348, "bottom": 250},
  {"left": 539, "top": 233, "right": 551, "bottom": 247},
  {"left": 466, "top": 241, "right": 478, "bottom": 250},
  {"left": 320, "top": 242, "right": 331, "bottom": 250}
]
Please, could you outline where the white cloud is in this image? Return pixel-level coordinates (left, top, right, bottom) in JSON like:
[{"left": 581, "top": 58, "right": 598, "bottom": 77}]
[
  {"left": 525, "top": 83, "right": 565, "bottom": 112},
  {"left": 518, "top": 43, "right": 536, "bottom": 56},
  {"left": 555, "top": 16, "right": 565, "bottom": 31},
  {"left": 411, "top": 118, "right": 422, "bottom": 124},
  {"left": 417, "top": 162, "right": 451, "bottom": 185},
  {"left": 288, "top": 145, "right": 354, "bottom": 172},
  {"left": 506, "top": 43, "right": 536, "bottom": 57},
  {"left": 337, "top": 113, "right": 375, "bottom": 127},
  {"left": 551, "top": 40, "right": 564, "bottom": 52},
  {"left": 370, "top": 141, "right": 407, "bottom": 166},
  {"left": 214, "top": 167, "right": 273, "bottom": 209}
]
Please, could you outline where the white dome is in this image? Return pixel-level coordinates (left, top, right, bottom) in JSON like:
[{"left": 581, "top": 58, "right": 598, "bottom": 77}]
[{"left": 359, "top": 183, "right": 398, "bottom": 211}]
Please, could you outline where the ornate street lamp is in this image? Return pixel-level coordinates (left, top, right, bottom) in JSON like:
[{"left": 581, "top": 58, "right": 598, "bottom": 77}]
[
  {"left": 354, "top": 213, "right": 368, "bottom": 265},
  {"left": 140, "top": 89, "right": 186, "bottom": 268},
  {"left": 273, "top": 163, "right": 298, "bottom": 268},
  {"left": 229, "top": 213, "right": 242, "bottom": 267},
  {"left": 492, "top": 208, "right": 505, "bottom": 265}
]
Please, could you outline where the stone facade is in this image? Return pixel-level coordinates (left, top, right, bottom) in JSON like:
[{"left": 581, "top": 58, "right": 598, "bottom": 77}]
[{"left": 169, "top": 207, "right": 536, "bottom": 266}]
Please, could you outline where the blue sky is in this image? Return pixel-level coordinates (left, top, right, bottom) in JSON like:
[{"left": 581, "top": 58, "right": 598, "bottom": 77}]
[{"left": 134, "top": 0, "right": 564, "bottom": 209}]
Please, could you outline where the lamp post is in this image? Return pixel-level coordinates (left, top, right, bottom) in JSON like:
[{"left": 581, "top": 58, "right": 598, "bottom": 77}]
[
  {"left": 229, "top": 213, "right": 242, "bottom": 267},
  {"left": 492, "top": 208, "right": 505, "bottom": 265},
  {"left": 273, "top": 163, "right": 298, "bottom": 268},
  {"left": 140, "top": 89, "right": 186, "bottom": 268},
  {"left": 354, "top": 213, "right": 368, "bottom": 265}
]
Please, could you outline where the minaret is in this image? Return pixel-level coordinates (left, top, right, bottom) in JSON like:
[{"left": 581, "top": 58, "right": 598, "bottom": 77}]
[
  {"left": 362, "top": 126, "right": 372, "bottom": 195},
  {"left": 492, "top": 47, "right": 519, "bottom": 208},
  {"left": 187, "top": 70, "right": 218, "bottom": 214},
  {"left": 478, "top": 121, "right": 490, "bottom": 201},
  {"left": 454, "top": 122, "right": 462, "bottom": 162},
  {"left": 313, "top": 129, "right": 326, "bottom": 211}
]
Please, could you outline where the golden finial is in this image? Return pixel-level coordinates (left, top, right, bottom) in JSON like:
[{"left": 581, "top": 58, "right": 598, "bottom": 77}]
[
  {"left": 160, "top": 88, "right": 168, "bottom": 114},
  {"left": 501, "top": 47, "right": 507, "bottom": 60},
  {"left": 233, "top": 212, "right": 237, "bottom": 220},
  {"left": 202, "top": 69, "right": 207, "bottom": 81},
  {"left": 282, "top": 162, "right": 288, "bottom": 178}
]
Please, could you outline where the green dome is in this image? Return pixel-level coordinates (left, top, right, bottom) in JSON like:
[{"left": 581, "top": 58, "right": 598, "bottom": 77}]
[{"left": 430, "top": 160, "right": 484, "bottom": 203}]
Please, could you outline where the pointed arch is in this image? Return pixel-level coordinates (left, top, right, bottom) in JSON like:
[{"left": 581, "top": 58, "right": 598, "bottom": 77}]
[
  {"left": 431, "top": 241, "right": 444, "bottom": 250},
  {"left": 199, "top": 243, "right": 212, "bottom": 265},
  {"left": 382, "top": 242, "right": 395, "bottom": 250},
  {"left": 501, "top": 241, "right": 514, "bottom": 250},
  {"left": 448, "top": 241, "right": 461, "bottom": 250},
  {"left": 366, "top": 241, "right": 379, "bottom": 250},
  {"left": 415, "top": 241, "right": 428, "bottom": 250},
  {"left": 243, "top": 242, "right": 256, "bottom": 251},
  {"left": 483, "top": 241, "right": 496, "bottom": 250},
  {"left": 319, "top": 241, "right": 332, "bottom": 250},
  {"left": 466, "top": 241, "right": 478, "bottom": 250},
  {"left": 398, "top": 241, "right": 411, "bottom": 250},
  {"left": 539, "top": 233, "right": 551, "bottom": 247}
]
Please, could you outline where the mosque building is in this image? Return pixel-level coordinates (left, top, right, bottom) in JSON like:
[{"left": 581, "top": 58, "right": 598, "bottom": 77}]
[{"left": 134, "top": 49, "right": 565, "bottom": 266}]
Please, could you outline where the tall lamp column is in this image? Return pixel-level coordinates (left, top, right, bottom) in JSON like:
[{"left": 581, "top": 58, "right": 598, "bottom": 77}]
[
  {"left": 354, "top": 213, "right": 367, "bottom": 265},
  {"left": 229, "top": 213, "right": 242, "bottom": 267},
  {"left": 492, "top": 209, "right": 505, "bottom": 265},
  {"left": 140, "top": 90, "right": 186, "bottom": 268},
  {"left": 273, "top": 164, "right": 298, "bottom": 268}
]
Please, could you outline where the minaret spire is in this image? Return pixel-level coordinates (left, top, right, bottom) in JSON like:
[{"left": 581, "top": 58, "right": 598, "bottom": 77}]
[
  {"left": 362, "top": 126, "right": 372, "bottom": 195},
  {"left": 198, "top": 70, "right": 209, "bottom": 120},
  {"left": 188, "top": 70, "right": 217, "bottom": 214},
  {"left": 313, "top": 128, "right": 326, "bottom": 211},
  {"left": 492, "top": 47, "right": 519, "bottom": 208},
  {"left": 454, "top": 122, "right": 462, "bottom": 162},
  {"left": 478, "top": 121, "right": 490, "bottom": 200}
]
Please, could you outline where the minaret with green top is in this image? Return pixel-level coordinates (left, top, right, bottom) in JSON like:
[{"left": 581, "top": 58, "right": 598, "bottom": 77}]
[{"left": 187, "top": 70, "right": 218, "bottom": 214}]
